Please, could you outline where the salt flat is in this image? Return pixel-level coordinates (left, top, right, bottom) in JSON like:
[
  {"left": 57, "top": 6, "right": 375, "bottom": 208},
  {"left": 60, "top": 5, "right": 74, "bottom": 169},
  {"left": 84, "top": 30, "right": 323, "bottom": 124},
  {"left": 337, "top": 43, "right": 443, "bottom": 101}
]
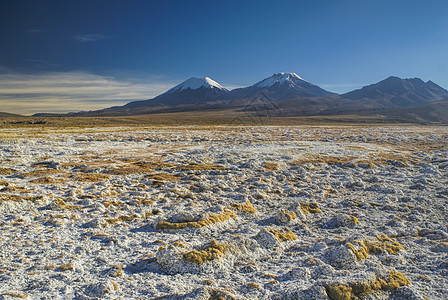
[{"left": 0, "top": 125, "right": 447, "bottom": 299}]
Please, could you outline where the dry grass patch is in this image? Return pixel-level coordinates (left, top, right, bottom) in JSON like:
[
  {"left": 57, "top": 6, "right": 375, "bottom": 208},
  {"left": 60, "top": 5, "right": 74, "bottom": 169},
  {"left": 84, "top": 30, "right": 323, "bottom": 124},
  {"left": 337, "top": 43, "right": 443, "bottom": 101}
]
[
  {"left": 261, "top": 274, "right": 278, "bottom": 279},
  {"left": 136, "top": 199, "right": 155, "bottom": 206},
  {"left": 0, "top": 185, "right": 32, "bottom": 193},
  {"left": 3, "top": 291, "right": 28, "bottom": 298},
  {"left": 292, "top": 154, "right": 355, "bottom": 165},
  {"left": 109, "top": 264, "right": 124, "bottom": 277},
  {"left": 106, "top": 214, "right": 138, "bottom": 225},
  {"left": 345, "top": 145, "right": 368, "bottom": 151},
  {"left": 104, "top": 163, "right": 153, "bottom": 175},
  {"left": 326, "top": 271, "right": 410, "bottom": 300},
  {"left": 133, "top": 161, "right": 176, "bottom": 170},
  {"left": 228, "top": 199, "right": 257, "bottom": 213},
  {"left": 176, "top": 163, "right": 227, "bottom": 171},
  {"left": 54, "top": 199, "right": 81, "bottom": 210},
  {"left": 156, "top": 210, "right": 237, "bottom": 230},
  {"left": 0, "top": 167, "right": 18, "bottom": 175},
  {"left": 267, "top": 228, "right": 298, "bottom": 242},
  {"left": 29, "top": 176, "right": 65, "bottom": 184},
  {"left": 300, "top": 202, "right": 322, "bottom": 214},
  {"left": 0, "top": 194, "right": 44, "bottom": 202},
  {"left": 71, "top": 173, "right": 110, "bottom": 182},
  {"left": 278, "top": 209, "right": 298, "bottom": 222},
  {"left": 56, "top": 263, "right": 74, "bottom": 271},
  {"left": 15, "top": 169, "right": 63, "bottom": 178},
  {"left": 103, "top": 200, "right": 125, "bottom": 208},
  {"left": 264, "top": 162, "right": 278, "bottom": 171},
  {"left": 368, "top": 151, "right": 420, "bottom": 166},
  {"left": 145, "top": 172, "right": 180, "bottom": 184},
  {"left": 183, "top": 240, "right": 227, "bottom": 265},
  {"left": 347, "top": 234, "right": 405, "bottom": 260}
]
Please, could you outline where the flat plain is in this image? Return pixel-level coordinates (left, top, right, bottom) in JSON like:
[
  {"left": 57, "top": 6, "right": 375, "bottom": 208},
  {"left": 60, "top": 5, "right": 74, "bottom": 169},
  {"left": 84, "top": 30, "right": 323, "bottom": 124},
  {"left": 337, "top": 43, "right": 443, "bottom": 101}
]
[{"left": 0, "top": 122, "right": 447, "bottom": 299}]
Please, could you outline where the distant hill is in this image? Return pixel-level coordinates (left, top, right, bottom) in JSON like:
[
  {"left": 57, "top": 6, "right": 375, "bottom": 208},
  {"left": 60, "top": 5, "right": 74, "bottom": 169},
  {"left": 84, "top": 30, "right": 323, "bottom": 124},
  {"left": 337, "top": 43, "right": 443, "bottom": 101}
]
[
  {"left": 342, "top": 76, "right": 448, "bottom": 107},
  {"left": 0, "top": 112, "right": 22, "bottom": 117},
  {"left": 373, "top": 99, "right": 448, "bottom": 124}
]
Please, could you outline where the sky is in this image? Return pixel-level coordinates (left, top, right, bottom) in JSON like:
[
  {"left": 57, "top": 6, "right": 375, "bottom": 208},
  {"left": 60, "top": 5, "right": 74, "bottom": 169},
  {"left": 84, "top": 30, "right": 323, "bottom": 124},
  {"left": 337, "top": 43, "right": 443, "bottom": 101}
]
[{"left": 1, "top": 0, "right": 447, "bottom": 115}]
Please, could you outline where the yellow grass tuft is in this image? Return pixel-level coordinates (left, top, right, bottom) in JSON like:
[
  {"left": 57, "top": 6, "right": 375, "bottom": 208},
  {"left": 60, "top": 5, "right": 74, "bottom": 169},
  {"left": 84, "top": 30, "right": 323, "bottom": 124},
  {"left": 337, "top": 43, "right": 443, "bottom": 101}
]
[
  {"left": 300, "top": 202, "right": 322, "bottom": 214},
  {"left": 267, "top": 228, "right": 298, "bottom": 242},
  {"left": 54, "top": 199, "right": 80, "bottom": 210},
  {"left": 145, "top": 172, "right": 180, "bottom": 184},
  {"left": 3, "top": 291, "right": 28, "bottom": 298},
  {"left": 248, "top": 282, "right": 259, "bottom": 288},
  {"left": 203, "top": 279, "right": 215, "bottom": 285},
  {"left": 229, "top": 199, "right": 257, "bottom": 213},
  {"left": 133, "top": 161, "right": 175, "bottom": 170},
  {"left": 292, "top": 154, "right": 355, "bottom": 165},
  {"left": 326, "top": 271, "right": 410, "bottom": 299},
  {"left": 109, "top": 264, "right": 124, "bottom": 277},
  {"left": 0, "top": 194, "right": 44, "bottom": 202},
  {"left": 0, "top": 167, "right": 18, "bottom": 175},
  {"left": 279, "top": 209, "right": 297, "bottom": 222},
  {"left": 56, "top": 263, "right": 74, "bottom": 271},
  {"left": 103, "top": 200, "right": 125, "bottom": 208},
  {"left": 183, "top": 240, "right": 227, "bottom": 265},
  {"left": 264, "top": 162, "right": 278, "bottom": 171},
  {"left": 261, "top": 274, "right": 278, "bottom": 279},
  {"left": 156, "top": 210, "right": 237, "bottom": 230},
  {"left": 71, "top": 173, "right": 110, "bottom": 182},
  {"left": 347, "top": 234, "right": 405, "bottom": 260},
  {"left": 29, "top": 176, "right": 65, "bottom": 184},
  {"left": 106, "top": 214, "right": 138, "bottom": 225},
  {"left": 326, "top": 285, "right": 353, "bottom": 300},
  {"left": 0, "top": 185, "right": 32, "bottom": 193},
  {"left": 104, "top": 164, "right": 153, "bottom": 175},
  {"left": 176, "top": 163, "right": 227, "bottom": 171}
]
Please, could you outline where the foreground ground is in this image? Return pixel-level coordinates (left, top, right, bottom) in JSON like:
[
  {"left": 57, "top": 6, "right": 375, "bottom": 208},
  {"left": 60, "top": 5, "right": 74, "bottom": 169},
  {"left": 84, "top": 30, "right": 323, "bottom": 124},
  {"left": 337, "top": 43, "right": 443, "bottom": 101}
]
[{"left": 0, "top": 125, "right": 447, "bottom": 299}]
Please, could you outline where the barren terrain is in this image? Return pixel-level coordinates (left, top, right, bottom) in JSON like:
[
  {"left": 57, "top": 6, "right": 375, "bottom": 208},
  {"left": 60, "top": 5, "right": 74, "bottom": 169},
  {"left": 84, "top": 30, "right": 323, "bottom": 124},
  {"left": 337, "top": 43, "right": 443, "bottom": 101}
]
[{"left": 0, "top": 125, "right": 447, "bottom": 299}]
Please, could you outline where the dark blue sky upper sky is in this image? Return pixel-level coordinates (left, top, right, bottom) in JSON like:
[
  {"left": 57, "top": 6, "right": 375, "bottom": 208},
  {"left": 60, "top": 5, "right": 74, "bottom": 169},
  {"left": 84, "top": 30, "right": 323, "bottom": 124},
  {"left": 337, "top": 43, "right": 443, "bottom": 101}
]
[{"left": 1, "top": 0, "right": 447, "bottom": 114}]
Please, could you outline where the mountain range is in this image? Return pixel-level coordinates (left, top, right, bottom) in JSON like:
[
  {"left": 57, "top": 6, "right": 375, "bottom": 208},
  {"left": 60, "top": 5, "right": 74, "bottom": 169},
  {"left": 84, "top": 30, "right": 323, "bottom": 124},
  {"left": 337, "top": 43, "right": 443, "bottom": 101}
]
[{"left": 23, "top": 72, "right": 448, "bottom": 123}]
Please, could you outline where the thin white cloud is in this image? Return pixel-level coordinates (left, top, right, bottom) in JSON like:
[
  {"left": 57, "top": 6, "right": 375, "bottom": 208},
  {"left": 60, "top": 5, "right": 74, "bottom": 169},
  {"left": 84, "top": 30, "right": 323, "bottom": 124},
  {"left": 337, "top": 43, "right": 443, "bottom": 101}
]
[
  {"left": 26, "top": 29, "right": 45, "bottom": 33},
  {"left": 0, "top": 72, "right": 176, "bottom": 115},
  {"left": 74, "top": 33, "right": 110, "bottom": 42}
]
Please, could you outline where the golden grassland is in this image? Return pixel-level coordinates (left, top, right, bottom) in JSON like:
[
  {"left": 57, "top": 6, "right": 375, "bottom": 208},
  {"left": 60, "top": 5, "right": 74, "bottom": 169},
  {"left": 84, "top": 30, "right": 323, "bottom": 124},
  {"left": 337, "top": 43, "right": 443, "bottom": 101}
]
[
  {"left": 0, "top": 111, "right": 425, "bottom": 130},
  {"left": 1, "top": 113, "right": 445, "bottom": 154}
]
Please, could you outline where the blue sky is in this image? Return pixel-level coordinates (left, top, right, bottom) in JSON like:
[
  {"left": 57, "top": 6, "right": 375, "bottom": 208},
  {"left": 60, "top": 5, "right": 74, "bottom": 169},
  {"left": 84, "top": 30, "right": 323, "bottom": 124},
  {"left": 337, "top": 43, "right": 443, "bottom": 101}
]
[{"left": 1, "top": 0, "right": 447, "bottom": 114}]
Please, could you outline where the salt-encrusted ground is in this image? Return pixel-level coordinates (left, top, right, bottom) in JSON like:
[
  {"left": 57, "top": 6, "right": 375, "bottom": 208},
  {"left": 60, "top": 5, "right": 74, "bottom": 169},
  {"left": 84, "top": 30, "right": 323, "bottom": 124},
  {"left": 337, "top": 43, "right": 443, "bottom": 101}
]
[{"left": 0, "top": 126, "right": 447, "bottom": 299}]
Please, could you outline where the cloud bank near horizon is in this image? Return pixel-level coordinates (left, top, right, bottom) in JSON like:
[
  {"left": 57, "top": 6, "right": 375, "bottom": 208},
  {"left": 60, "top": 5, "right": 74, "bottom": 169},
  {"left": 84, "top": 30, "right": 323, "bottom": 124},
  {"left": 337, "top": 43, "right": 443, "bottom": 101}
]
[{"left": 0, "top": 72, "right": 177, "bottom": 115}]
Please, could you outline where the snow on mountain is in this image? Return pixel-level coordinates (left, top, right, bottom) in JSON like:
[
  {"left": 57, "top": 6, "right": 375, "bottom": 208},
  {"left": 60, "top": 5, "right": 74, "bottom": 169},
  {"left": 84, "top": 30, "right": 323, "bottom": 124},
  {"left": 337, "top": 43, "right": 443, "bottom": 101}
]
[
  {"left": 116, "top": 76, "right": 228, "bottom": 109},
  {"left": 166, "top": 77, "right": 227, "bottom": 93},
  {"left": 254, "top": 72, "right": 310, "bottom": 88}
]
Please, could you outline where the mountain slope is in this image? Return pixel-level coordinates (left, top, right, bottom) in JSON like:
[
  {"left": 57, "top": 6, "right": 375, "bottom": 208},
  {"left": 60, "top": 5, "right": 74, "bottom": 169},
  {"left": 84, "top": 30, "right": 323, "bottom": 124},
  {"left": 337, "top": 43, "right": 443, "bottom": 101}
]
[
  {"left": 221, "top": 72, "right": 335, "bottom": 106},
  {"left": 370, "top": 99, "right": 448, "bottom": 124},
  {"left": 123, "top": 77, "right": 228, "bottom": 108},
  {"left": 0, "top": 112, "right": 23, "bottom": 117},
  {"left": 342, "top": 76, "right": 448, "bottom": 107}
]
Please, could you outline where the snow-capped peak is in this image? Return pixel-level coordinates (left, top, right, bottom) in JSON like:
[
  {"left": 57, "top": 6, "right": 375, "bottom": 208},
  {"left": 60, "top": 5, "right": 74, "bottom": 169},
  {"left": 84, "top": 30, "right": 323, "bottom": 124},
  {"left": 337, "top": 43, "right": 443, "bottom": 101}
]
[
  {"left": 254, "top": 72, "right": 310, "bottom": 88},
  {"left": 167, "top": 77, "right": 227, "bottom": 93}
]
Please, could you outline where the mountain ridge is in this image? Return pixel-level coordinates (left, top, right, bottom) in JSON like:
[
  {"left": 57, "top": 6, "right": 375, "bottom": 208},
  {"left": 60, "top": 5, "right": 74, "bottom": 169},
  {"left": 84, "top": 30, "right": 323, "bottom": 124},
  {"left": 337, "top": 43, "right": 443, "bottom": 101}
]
[
  {"left": 342, "top": 76, "right": 448, "bottom": 107},
  {"left": 29, "top": 73, "right": 448, "bottom": 124}
]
